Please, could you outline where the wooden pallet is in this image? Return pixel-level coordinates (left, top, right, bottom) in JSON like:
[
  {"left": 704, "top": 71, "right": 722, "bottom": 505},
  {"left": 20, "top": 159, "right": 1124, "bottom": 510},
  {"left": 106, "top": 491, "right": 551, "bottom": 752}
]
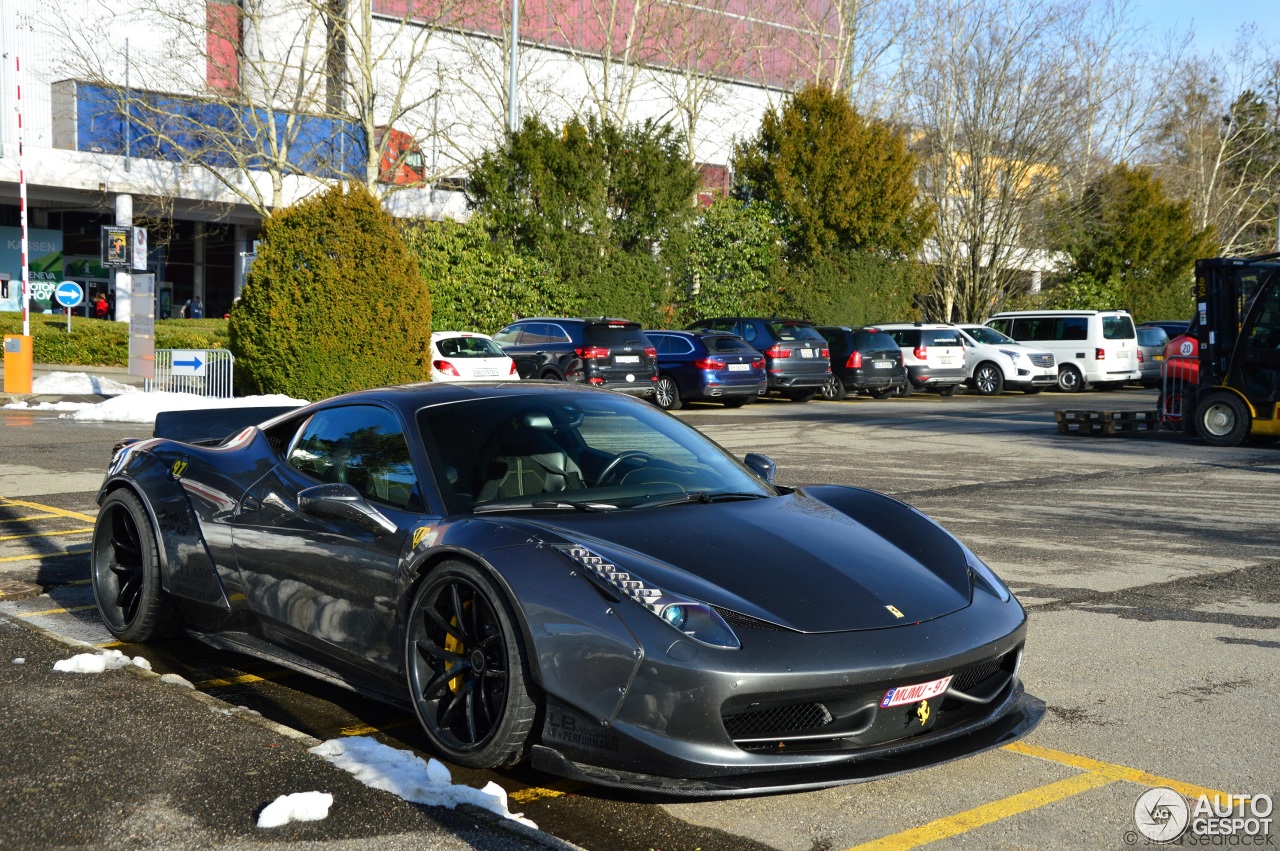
[{"left": 1054, "top": 409, "right": 1160, "bottom": 436}]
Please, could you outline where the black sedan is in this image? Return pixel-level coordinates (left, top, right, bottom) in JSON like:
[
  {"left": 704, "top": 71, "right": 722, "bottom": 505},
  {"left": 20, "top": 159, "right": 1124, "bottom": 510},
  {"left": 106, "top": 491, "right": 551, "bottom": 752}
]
[{"left": 91, "top": 382, "right": 1039, "bottom": 795}]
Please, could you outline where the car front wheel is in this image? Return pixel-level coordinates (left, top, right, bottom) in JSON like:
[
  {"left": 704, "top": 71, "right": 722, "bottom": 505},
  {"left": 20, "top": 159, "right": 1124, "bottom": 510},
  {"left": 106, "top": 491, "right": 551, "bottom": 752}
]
[
  {"left": 820, "top": 376, "right": 846, "bottom": 401},
  {"left": 972, "top": 363, "right": 1004, "bottom": 396},
  {"left": 405, "top": 560, "right": 538, "bottom": 769}
]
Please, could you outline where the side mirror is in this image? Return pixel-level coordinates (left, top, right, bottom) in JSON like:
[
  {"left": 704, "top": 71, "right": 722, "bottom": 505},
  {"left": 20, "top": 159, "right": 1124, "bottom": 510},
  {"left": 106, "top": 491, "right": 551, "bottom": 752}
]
[
  {"left": 743, "top": 453, "right": 776, "bottom": 484},
  {"left": 298, "top": 483, "right": 398, "bottom": 535}
]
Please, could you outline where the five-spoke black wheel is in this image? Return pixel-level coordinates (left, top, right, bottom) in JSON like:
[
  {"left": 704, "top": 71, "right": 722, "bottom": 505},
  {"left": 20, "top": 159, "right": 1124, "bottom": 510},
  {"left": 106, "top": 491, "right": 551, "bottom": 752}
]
[
  {"left": 405, "top": 561, "right": 537, "bottom": 768},
  {"left": 91, "top": 490, "right": 177, "bottom": 642}
]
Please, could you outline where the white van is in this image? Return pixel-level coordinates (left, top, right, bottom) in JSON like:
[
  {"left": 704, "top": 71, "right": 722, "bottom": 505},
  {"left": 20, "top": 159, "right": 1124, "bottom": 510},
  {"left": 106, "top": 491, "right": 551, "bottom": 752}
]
[{"left": 985, "top": 310, "right": 1141, "bottom": 392}]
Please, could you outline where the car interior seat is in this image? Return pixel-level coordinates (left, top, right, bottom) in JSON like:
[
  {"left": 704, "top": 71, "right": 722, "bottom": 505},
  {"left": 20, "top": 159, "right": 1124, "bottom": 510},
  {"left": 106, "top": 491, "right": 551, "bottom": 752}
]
[{"left": 475, "top": 411, "right": 585, "bottom": 502}]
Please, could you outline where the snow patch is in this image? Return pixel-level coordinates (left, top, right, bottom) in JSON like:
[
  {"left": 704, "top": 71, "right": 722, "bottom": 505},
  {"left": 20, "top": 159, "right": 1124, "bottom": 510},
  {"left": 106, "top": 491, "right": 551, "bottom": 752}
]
[
  {"left": 160, "top": 673, "right": 195, "bottom": 689},
  {"left": 309, "top": 737, "right": 536, "bottom": 829},
  {"left": 12, "top": 658, "right": 25, "bottom": 664},
  {"left": 256, "top": 791, "right": 334, "bottom": 828},
  {"left": 6, "top": 390, "right": 308, "bottom": 423},
  {"left": 52, "top": 648, "right": 152, "bottom": 674},
  {"left": 32, "top": 371, "right": 140, "bottom": 396}
]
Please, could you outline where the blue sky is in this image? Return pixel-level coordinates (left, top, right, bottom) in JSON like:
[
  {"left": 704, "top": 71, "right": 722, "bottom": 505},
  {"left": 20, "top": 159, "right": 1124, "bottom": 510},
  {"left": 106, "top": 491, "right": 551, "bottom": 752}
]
[{"left": 1130, "top": 0, "right": 1278, "bottom": 57}]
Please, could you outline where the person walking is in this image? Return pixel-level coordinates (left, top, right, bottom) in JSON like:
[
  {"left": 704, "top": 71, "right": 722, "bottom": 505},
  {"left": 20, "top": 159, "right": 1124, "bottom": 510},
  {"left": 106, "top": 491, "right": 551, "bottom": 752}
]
[
  {"left": 93, "top": 292, "right": 109, "bottom": 319},
  {"left": 180, "top": 295, "right": 204, "bottom": 319}
]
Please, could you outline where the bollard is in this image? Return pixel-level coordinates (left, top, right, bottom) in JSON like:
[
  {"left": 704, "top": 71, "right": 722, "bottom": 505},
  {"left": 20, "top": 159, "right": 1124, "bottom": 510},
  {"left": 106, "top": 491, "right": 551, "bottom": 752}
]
[{"left": 3, "top": 335, "right": 33, "bottom": 395}]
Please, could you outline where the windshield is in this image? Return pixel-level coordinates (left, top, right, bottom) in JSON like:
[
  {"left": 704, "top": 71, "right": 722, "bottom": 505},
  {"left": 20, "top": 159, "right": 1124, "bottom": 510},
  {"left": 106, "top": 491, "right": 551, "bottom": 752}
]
[
  {"left": 965, "top": 326, "right": 1015, "bottom": 345},
  {"left": 417, "top": 391, "right": 773, "bottom": 514}
]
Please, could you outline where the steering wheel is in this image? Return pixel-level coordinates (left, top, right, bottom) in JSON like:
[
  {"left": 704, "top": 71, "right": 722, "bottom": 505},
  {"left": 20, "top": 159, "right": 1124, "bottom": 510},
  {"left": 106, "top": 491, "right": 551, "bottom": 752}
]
[{"left": 595, "top": 450, "right": 657, "bottom": 486}]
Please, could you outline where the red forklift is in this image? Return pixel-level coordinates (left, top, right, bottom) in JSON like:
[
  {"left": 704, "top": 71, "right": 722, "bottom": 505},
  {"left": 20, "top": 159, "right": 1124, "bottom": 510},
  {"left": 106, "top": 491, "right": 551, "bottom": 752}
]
[{"left": 1158, "top": 255, "right": 1280, "bottom": 446}]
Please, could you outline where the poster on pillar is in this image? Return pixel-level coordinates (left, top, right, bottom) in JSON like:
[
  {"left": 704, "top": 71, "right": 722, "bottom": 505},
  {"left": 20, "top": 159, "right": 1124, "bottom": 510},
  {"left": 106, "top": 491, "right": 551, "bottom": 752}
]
[
  {"left": 0, "top": 227, "right": 64, "bottom": 313},
  {"left": 129, "top": 273, "right": 156, "bottom": 380},
  {"left": 132, "top": 227, "right": 148, "bottom": 271}
]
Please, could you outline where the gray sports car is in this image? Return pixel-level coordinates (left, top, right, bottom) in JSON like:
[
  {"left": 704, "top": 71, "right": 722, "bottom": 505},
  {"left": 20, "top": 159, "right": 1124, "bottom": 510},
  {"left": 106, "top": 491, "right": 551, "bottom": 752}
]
[{"left": 92, "top": 382, "right": 1039, "bottom": 795}]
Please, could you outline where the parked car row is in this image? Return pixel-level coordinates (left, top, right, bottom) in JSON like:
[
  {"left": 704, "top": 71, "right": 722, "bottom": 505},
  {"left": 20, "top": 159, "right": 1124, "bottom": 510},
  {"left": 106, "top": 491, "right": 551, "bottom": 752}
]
[{"left": 432, "top": 308, "right": 1151, "bottom": 405}]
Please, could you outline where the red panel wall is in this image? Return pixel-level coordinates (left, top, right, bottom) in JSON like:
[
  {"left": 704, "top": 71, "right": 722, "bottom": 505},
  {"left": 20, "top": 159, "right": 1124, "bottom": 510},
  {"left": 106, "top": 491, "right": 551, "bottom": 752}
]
[{"left": 207, "top": 1, "right": 242, "bottom": 92}]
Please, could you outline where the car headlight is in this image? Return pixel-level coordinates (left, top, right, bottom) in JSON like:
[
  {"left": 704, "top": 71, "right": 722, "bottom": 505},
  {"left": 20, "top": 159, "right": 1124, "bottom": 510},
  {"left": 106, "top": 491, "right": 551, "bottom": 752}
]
[
  {"left": 555, "top": 544, "right": 740, "bottom": 648},
  {"left": 999, "top": 348, "right": 1022, "bottom": 361},
  {"left": 960, "top": 541, "right": 1011, "bottom": 602}
]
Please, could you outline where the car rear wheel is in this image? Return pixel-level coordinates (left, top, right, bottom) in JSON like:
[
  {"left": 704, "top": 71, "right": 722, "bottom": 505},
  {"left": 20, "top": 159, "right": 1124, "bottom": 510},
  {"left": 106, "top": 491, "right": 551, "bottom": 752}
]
[
  {"left": 785, "top": 388, "right": 818, "bottom": 403},
  {"left": 406, "top": 560, "right": 538, "bottom": 769},
  {"left": 1057, "top": 365, "right": 1084, "bottom": 393},
  {"left": 1023, "top": 386, "right": 1045, "bottom": 395},
  {"left": 936, "top": 383, "right": 962, "bottom": 397},
  {"left": 972, "top": 363, "right": 1004, "bottom": 396},
  {"left": 1194, "top": 391, "right": 1250, "bottom": 448},
  {"left": 539, "top": 369, "right": 564, "bottom": 382},
  {"left": 893, "top": 383, "right": 912, "bottom": 397},
  {"left": 820, "top": 376, "right": 846, "bottom": 401},
  {"left": 91, "top": 489, "right": 178, "bottom": 642},
  {"left": 653, "top": 376, "right": 682, "bottom": 410}
]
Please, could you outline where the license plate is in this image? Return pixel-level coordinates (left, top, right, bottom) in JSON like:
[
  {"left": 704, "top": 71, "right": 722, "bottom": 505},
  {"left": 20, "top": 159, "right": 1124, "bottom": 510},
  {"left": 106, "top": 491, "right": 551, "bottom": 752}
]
[
  {"left": 874, "top": 360, "right": 893, "bottom": 368},
  {"left": 615, "top": 355, "right": 639, "bottom": 363},
  {"left": 940, "top": 357, "right": 953, "bottom": 364},
  {"left": 800, "top": 349, "right": 814, "bottom": 358},
  {"left": 1154, "top": 354, "right": 1164, "bottom": 361},
  {"left": 728, "top": 363, "right": 751, "bottom": 372},
  {"left": 881, "top": 675, "right": 953, "bottom": 708},
  {"left": 1117, "top": 350, "right": 1129, "bottom": 359},
  {"left": 472, "top": 369, "right": 499, "bottom": 377}
]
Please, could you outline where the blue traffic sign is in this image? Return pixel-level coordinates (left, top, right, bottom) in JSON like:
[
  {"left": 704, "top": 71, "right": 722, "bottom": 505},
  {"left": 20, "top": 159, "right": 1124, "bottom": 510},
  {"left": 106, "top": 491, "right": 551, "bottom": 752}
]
[{"left": 54, "top": 281, "right": 84, "bottom": 308}]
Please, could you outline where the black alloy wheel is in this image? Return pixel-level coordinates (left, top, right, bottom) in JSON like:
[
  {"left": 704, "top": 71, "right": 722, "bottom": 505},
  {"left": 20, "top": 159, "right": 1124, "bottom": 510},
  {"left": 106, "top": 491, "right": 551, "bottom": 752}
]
[
  {"left": 91, "top": 490, "right": 177, "bottom": 642},
  {"left": 405, "top": 561, "right": 537, "bottom": 768},
  {"left": 973, "top": 363, "right": 1004, "bottom": 396},
  {"left": 653, "top": 376, "right": 682, "bottom": 410},
  {"left": 1057, "top": 365, "right": 1084, "bottom": 393},
  {"left": 820, "top": 376, "right": 847, "bottom": 401},
  {"left": 1194, "top": 391, "right": 1250, "bottom": 448}
]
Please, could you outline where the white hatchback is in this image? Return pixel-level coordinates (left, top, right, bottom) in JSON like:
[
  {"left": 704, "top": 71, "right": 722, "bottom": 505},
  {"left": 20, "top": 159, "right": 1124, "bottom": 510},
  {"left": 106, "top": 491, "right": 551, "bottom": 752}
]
[{"left": 430, "top": 332, "right": 518, "bottom": 383}]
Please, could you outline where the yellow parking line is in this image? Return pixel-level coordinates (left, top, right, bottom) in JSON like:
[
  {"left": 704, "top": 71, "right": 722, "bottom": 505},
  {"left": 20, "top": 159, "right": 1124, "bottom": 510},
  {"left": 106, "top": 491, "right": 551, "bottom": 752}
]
[
  {"left": 0, "top": 528, "right": 93, "bottom": 542},
  {"left": 340, "top": 718, "right": 415, "bottom": 737},
  {"left": 0, "top": 499, "right": 96, "bottom": 523},
  {"left": 847, "top": 772, "right": 1115, "bottom": 850},
  {"left": 509, "top": 781, "right": 586, "bottom": 805},
  {"left": 0, "top": 548, "right": 91, "bottom": 563},
  {"left": 19, "top": 604, "right": 97, "bottom": 617},
  {"left": 1004, "top": 741, "right": 1236, "bottom": 804},
  {"left": 0, "top": 514, "right": 59, "bottom": 523},
  {"left": 194, "top": 670, "right": 294, "bottom": 689}
]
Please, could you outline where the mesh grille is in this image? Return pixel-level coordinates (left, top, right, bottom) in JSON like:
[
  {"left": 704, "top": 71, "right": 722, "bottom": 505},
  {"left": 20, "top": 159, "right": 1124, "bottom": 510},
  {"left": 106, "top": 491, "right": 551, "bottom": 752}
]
[
  {"left": 1028, "top": 353, "right": 1055, "bottom": 368},
  {"left": 723, "top": 702, "right": 833, "bottom": 738},
  {"left": 711, "top": 605, "right": 788, "bottom": 632},
  {"left": 951, "top": 653, "right": 1008, "bottom": 693}
]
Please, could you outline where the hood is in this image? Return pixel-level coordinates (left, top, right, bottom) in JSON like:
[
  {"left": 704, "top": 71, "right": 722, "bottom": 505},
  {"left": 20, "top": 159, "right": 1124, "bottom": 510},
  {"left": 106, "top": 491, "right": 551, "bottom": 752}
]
[{"left": 498, "top": 486, "right": 973, "bottom": 633}]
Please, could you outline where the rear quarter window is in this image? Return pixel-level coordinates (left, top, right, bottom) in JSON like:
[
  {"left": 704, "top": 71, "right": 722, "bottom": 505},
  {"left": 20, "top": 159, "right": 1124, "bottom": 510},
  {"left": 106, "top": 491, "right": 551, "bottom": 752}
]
[
  {"left": 707, "top": 336, "right": 755, "bottom": 353},
  {"left": 887, "top": 329, "right": 920, "bottom": 347},
  {"left": 1102, "top": 315, "right": 1135, "bottom": 340}
]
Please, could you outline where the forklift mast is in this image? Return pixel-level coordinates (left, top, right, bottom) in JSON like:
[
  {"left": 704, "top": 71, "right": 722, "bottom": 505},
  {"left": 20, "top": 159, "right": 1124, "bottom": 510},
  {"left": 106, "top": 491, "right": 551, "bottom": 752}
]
[{"left": 1193, "top": 256, "right": 1280, "bottom": 390}]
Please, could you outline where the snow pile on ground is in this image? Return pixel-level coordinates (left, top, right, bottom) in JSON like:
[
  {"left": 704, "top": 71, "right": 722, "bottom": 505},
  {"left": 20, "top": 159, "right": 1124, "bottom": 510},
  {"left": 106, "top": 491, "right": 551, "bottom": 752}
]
[
  {"left": 6, "top": 390, "right": 307, "bottom": 423},
  {"left": 53, "top": 648, "right": 152, "bottom": 674},
  {"left": 31, "top": 371, "right": 140, "bottom": 396},
  {"left": 257, "top": 791, "right": 334, "bottom": 829},
  {"left": 160, "top": 673, "right": 195, "bottom": 689},
  {"left": 309, "top": 736, "right": 536, "bottom": 829},
  {"left": 12, "top": 658, "right": 25, "bottom": 664}
]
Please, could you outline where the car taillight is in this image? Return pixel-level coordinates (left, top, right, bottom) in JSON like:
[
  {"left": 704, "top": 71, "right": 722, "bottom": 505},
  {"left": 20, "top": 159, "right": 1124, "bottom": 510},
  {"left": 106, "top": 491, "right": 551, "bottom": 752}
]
[
  {"left": 693, "top": 357, "right": 727, "bottom": 370},
  {"left": 1137, "top": 349, "right": 1144, "bottom": 363},
  {"left": 433, "top": 360, "right": 460, "bottom": 376},
  {"left": 846, "top": 351, "right": 863, "bottom": 369},
  {"left": 820, "top": 348, "right": 830, "bottom": 358},
  {"left": 508, "top": 361, "right": 518, "bottom": 375},
  {"left": 1095, "top": 348, "right": 1106, "bottom": 360},
  {"left": 576, "top": 346, "right": 611, "bottom": 359},
  {"left": 588, "top": 376, "right": 605, "bottom": 385},
  {"left": 644, "top": 346, "right": 656, "bottom": 359},
  {"left": 763, "top": 344, "right": 790, "bottom": 358},
  {"left": 914, "top": 345, "right": 927, "bottom": 360},
  {"left": 751, "top": 357, "right": 765, "bottom": 369}
]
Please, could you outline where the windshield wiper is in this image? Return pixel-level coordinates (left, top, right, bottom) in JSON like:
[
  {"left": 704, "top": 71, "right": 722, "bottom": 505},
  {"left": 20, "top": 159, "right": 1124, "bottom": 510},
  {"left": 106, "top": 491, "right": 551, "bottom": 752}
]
[
  {"left": 636, "top": 491, "right": 769, "bottom": 510},
  {"left": 474, "top": 500, "right": 617, "bottom": 514}
]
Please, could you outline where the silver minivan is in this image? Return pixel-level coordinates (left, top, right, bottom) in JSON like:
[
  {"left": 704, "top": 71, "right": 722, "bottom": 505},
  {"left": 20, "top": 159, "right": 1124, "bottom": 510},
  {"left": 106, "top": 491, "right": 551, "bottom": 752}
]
[{"left": 985, "top": 310, "right": 1141, "bottom": 392}]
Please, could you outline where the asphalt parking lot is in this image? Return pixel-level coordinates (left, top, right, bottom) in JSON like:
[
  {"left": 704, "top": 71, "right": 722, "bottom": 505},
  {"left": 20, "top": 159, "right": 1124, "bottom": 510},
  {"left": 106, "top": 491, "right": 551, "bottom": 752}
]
[{"left": 1, "top": 386, "right": 1276, "bottom": 850}]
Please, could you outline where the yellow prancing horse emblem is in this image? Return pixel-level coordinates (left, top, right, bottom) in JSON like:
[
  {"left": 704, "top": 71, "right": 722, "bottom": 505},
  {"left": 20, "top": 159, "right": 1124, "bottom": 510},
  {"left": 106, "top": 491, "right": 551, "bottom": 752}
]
[
  {"left": 412, "top": 526, "right": 431, "bottom": 548},
  {"left": 885, "top": 605, "right": 904, "bottom": 619},
  {"left": 171, "top": 459, "right": 188, "bottom": 478},
  {"left": 916, "top": 699, "right": 931, "bottom": 725}
]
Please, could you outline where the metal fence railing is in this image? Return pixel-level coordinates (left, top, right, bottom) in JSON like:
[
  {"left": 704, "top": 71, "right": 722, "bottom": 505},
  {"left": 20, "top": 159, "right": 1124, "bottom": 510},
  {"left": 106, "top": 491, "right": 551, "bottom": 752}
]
[
  {"left": 1158, "top": 355, "right": 1197, "bottom": 429},
  {"left": 145, "top": 349, "right": 235, "bottom": 398}
]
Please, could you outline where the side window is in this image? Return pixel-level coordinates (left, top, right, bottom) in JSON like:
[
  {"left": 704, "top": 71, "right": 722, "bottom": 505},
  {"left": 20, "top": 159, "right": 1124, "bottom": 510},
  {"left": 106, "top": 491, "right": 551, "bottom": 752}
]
[
  {"left": 1247, "top": 286, "right": 1280, "bottom": 349},
  {"left": 491, "top": 325, "right": 521, "bottom": 345},
  {"left": 1059, "top": 317, "right": 1088, "bottom": 341},
  {"left": 545, "top": 324, "right": 573, "bottom": 344},
  {"left": 670, "top": 336, "right": 696, "bottom": 355},
  {"left": 650, "top": 334, "right": 673, "bottom": 354},
  {"left": 518, "top": 323, "right": 551, "bottom": 345},
  {"left": 287, "top": 405, "right": 419, "bottom": 510},
  {"left": 988, "top": 319, "right": 1011, "bottom": 336}
]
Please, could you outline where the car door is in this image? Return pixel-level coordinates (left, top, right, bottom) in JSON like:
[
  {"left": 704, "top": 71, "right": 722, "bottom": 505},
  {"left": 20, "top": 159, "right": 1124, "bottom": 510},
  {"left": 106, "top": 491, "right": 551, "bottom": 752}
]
[
  {"left": 231, "top": 404, "right": 424, "bottom": 674},
  {"left": 493, "top": 322, "right": 546, "bottom": 379}
]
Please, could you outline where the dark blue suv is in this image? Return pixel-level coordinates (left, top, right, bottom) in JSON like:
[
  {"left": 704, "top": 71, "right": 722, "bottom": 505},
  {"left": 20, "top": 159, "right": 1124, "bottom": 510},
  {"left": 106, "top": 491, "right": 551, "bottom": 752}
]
[{"left": 644, "top": 330, "right": 766, "bottom": 409}]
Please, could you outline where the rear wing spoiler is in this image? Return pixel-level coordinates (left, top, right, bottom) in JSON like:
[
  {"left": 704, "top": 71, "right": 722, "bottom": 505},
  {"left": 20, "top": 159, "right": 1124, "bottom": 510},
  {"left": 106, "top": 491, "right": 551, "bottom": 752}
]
[{"left": 153, "top": 406, "right": 303, "bottom": 444}]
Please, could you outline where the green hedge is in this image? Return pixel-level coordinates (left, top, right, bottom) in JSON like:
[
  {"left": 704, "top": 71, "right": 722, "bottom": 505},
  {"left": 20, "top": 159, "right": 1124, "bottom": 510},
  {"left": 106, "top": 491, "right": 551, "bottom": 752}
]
[{"left": 0, "top": 314, "right": 229, "bottom": 366}]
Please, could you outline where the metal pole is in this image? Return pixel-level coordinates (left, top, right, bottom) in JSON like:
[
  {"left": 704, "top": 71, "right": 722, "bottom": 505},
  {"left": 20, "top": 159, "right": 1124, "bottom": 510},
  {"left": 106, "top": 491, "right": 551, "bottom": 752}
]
[
  {"left": 507, "top": 0, "right": 519, "bottom": 135},
  {"left": 16, "top": 54, "right": 29, "bottom": 337}
]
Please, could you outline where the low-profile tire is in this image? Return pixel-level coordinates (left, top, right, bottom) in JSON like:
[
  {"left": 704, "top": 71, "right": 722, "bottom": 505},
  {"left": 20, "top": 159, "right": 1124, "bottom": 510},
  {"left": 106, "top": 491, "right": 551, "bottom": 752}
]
[
  {"left": 972, "top": 363, "right": 1004, "bottom": 396},
  {"left": 1057, "top": 365, "right": 1084, "bottom": 393},
  {"left": 653, "top": 375, "right": 682, "bottom": 410},
  {"left": 820, "top": 376, "right": 847, "bottom": 401},
  {"left": 869, "top": 387, "right": 895, "bottom": 399},
  {"left": 936, "top": 383, "right": 962, "bottom": 397},
  {"left": 784, "top": 388, "right": 818, "bottom": 403},
  {"left": 721, "top": 396, "right": 752, "bottom": 408},
  {"left": 1194, "top": 391, "right": 1250, "bottom": 448},
  {"left": 91, "top": 489, "right": 178, "bottom": 643},
  {"left": 406, "top": 560, "right": 538, "bottom": 769},
  {"left": 1023, "top": 386, "right": 1045, "bottom": 395}
]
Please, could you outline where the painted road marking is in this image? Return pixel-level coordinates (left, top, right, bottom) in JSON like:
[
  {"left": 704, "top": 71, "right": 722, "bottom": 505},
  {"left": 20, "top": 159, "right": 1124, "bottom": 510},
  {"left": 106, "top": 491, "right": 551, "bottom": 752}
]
[
  {"left": 848, "top": 772, "right": 1115, "bottom": 850},
  {"left": 0, "top": 528, "right": 93, "bottom": 542},
  {"left": 0, "top": 514, "right": 60, "bottom": 524},
  {"left": 18, "top": 604, "right": 97, "bottom": 617},
  {"left": 194, "top": 670, "right": 295, "bottom": 689},
  {"left": 0, "top": 547, "right": 91, "bottom": 564},
  {"left": 340, "top": 719, "right": 415, "bottom": 737},
  {"left": 0, "top": 499, "right": 96, "bottom": 523},
  {"left": 845, "top": 744, "right": 1239, "bottom": 851}
]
